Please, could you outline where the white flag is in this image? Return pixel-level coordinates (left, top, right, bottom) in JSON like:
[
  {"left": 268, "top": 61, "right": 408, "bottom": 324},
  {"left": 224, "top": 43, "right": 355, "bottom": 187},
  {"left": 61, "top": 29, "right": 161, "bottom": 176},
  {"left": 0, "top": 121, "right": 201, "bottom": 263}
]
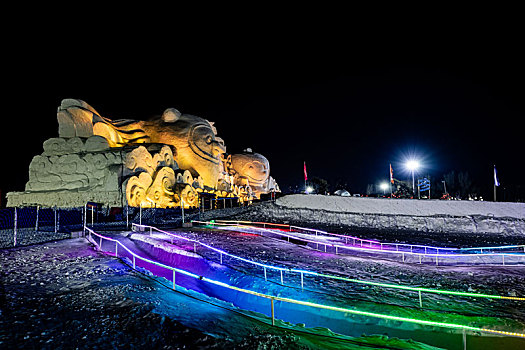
[{"left": 494, "top": 165, "right": 500, "bottom": 187}]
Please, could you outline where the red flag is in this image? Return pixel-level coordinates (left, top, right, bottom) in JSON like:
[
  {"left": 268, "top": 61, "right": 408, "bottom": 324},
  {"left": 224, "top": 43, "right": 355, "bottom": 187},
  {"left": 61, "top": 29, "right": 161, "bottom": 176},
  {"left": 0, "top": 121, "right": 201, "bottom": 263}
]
[
  {"left": 390, "top": 164, "right": 394, "bottom": 184},
  {"left": 304, "top": 161, "right": 308, "bottom": 181}
]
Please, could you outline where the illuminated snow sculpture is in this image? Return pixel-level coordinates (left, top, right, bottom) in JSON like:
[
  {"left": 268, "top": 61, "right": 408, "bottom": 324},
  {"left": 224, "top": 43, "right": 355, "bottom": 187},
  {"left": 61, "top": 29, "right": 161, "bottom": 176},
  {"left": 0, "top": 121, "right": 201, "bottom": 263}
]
[
  {"left": 228, "top": 149, "right": 280, "bottom": 198},
  {"left": 7, "top": 99, "right": 279, "bottom": 208}
]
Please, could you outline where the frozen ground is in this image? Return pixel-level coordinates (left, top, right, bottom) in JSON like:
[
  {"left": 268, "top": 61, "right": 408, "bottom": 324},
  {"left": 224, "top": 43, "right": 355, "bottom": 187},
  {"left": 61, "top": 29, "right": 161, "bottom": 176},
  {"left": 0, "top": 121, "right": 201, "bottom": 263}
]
[
  {"left": 1, "top": 237, "right": 444, "bottom": 349},
  {"left": 277, "top": 195, "right": 525, "bottom": 219},
  {"left": 204, "top": 195, "right": 525, "bottom": 236},
  {"left": 105, "top": 222, "right": 524, "bottom": 349}
]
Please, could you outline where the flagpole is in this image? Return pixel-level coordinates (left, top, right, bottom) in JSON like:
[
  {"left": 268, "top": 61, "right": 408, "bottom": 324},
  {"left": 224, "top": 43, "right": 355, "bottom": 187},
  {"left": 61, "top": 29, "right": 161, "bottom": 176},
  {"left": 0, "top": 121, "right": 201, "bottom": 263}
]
[
  {"left": 389, "top": 164, "right": 393, "bottom": 198},
  {"left": 493, "top": 165, "right": 499, "bottom": 202}
]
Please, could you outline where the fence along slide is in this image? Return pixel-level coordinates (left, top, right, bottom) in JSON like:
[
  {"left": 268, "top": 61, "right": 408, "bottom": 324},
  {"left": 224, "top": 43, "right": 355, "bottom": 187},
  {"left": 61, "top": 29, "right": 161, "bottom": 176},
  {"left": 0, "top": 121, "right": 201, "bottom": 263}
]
[
  {"left": 85, "top": 226, "right": 525, "bottom": 349},
  {"left": 204, "top": 220, "right": 525, "bottom": 266},
  {"left": 133, "top": 223, "right": 525, "bottom": 304}
]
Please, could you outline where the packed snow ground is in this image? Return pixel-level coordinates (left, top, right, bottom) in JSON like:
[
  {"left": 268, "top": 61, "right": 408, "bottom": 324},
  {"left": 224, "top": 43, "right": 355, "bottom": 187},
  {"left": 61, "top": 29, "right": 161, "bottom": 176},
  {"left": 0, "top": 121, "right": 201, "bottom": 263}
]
[
  {"left": 2, "top": 237, "right": 443, "bottom": 349},
  {"left": 0, "top": 238, "right": 310, "bottom": 349},
  {"left": 277, "top": 195, "right": 525, "bottom": 219},
  {"left": 122, "top": 224, "right": 525, "bottom": 349}
]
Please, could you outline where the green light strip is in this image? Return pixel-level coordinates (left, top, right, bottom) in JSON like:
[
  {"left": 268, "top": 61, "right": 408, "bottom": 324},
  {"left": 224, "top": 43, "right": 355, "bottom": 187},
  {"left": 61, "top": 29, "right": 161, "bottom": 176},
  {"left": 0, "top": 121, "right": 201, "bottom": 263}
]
[
  {"left": 179, "top": 222, "right": 525, "bottom": 301},
  {"left": 87, "top": 227, "right": 525, "bottom": 339}
]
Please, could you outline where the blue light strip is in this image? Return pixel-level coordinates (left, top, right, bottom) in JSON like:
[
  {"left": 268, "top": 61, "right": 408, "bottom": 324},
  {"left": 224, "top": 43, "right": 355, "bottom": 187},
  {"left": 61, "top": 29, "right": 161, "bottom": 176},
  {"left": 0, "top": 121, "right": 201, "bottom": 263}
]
[
  {"left": 134, "top": 223, "right": 525, "bottom": 301},
  {"left": 85, "top": 226, "right": 525, "bottom": 339},
  {"left": 215, "top": 220, "right": 525, "bottom": 254}
]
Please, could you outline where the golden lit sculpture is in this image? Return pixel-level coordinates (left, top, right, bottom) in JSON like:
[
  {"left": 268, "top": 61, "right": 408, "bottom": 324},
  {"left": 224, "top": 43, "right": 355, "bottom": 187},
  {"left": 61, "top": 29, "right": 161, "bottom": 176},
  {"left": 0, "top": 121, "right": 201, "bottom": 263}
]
[
  {"left": 229, "top": 149, "right": 277, "bottom": 199},
  {"left": 139, "top": 108, "right": 226, "bottom": 189},
  {"left": 57, "top": 100, "right": 226, "bottom": 189}
]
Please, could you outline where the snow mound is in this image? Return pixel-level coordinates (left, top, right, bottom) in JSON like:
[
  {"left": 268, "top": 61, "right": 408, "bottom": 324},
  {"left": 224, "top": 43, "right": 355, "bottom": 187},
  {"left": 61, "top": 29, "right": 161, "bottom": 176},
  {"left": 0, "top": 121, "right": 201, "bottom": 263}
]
[{"left": 277, "top": 195, "right": 525, "bottom": 219}]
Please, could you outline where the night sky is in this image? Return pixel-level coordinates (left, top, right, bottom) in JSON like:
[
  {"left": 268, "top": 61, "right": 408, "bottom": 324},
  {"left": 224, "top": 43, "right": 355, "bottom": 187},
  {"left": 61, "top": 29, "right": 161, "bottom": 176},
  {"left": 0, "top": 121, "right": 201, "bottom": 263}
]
[{"left": 3, "top": 26, "right": 524, "bottom": 204}]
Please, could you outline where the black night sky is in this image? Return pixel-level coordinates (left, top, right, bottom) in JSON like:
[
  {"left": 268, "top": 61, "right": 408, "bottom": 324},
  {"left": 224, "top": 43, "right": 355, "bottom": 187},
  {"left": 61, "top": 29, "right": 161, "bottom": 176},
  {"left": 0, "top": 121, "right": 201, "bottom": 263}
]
[{"left": 3, "top": 22, "right": 524, "bottom": 204}]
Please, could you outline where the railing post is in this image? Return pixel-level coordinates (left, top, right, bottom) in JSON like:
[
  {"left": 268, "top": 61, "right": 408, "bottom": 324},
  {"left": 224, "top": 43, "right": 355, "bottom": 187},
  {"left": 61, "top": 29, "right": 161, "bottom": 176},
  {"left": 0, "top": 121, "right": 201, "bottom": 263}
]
[
  {"left": 54, "top": 206, "right": 58, "bottom": 234},
  {"left": 280, "top": 270, "right": 283, "bottom": 284},
  {"left": 220, "top": 252, "right": 223, "bottom": 264},
  {"left": 300, "top": 272, "right": 304, "bottom": 290},
  {"left": 82, "top": 203, "right": 86, "bottom": 236},
  {"left": 115, "top": 242, "right": 118, "bottom": 257},
  {"left": 35, "top": 205, "right": 39, "bottom": 232},
  {"left": 181, "top": 198, "right": 185, "bottom": 225},
  {"left": 172, "top": 270, "right": 176, "bottom": 290},
  {"left": 13, "top": 207, "right": 17, "bottom": 247},
  {"left": 462, "top": 329, "right": 467, "bottom": 350},
  {"left": 418, "top": 290, "right": 423, "bottom": 307},
  {"left": 133, "top": 256, "right": 136, "bottom": 269},
  {"left": 264, "top": 267, "right": 267, "bottom": 281},
  {"left": 270, "top": 298, "right": 275, "bottom": 326}
]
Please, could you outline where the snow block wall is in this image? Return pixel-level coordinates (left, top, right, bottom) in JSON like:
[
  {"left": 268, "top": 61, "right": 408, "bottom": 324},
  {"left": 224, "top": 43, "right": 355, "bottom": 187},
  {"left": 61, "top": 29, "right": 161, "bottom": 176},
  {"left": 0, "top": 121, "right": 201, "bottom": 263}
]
[{"left": 212, "top": 195, "right": 525, "bottom": 236}]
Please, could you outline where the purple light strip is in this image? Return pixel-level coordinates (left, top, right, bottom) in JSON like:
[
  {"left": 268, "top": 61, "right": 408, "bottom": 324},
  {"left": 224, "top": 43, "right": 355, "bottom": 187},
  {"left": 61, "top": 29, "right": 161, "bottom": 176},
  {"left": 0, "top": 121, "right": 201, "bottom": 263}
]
[{"left": 215, "top": 220, "right": 525, "bottom": 254}]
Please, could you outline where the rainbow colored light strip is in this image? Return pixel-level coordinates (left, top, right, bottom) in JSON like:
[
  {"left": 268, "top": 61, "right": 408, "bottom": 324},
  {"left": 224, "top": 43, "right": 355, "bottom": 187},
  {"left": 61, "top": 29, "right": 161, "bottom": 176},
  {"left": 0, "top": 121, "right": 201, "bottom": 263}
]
[
  {"left": 197, "top": 221, "right": 525, "bottom": 264},
  {"left": 86, "top": 226, "right": 525, "bottom": 340},
  {"left": 136, "top": 223, "right": 525, "bottom": 301},
  {"left": 216, "top": 219, "right": 525, "bottom": 254}
]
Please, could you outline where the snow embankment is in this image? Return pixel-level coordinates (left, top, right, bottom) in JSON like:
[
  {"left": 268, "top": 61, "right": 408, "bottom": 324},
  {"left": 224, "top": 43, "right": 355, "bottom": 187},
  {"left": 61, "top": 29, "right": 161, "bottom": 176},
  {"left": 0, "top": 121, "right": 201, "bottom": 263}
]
[
  {"left": 218, "top": 195, "right": 525, "bottom": 236},
  {"left": 277, "top": 195, "right": 525, "bottom": 219}
]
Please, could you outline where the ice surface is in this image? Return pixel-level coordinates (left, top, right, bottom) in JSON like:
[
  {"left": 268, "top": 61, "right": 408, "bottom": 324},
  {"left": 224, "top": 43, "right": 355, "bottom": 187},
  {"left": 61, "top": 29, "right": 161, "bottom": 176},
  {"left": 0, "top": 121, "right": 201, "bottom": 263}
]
[{"left": 104, "top": 225, "right": 525, "bottom": 349}]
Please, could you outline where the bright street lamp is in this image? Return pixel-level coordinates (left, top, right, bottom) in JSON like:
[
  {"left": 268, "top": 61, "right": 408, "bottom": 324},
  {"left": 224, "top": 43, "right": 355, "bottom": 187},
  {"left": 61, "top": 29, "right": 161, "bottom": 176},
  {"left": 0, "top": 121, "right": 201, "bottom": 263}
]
[
  {"left": 405, "top": 160, "right": 420, "bottom": 195},
  {"left": 379, "top": 182, "right": 389, "bottom": 195}
]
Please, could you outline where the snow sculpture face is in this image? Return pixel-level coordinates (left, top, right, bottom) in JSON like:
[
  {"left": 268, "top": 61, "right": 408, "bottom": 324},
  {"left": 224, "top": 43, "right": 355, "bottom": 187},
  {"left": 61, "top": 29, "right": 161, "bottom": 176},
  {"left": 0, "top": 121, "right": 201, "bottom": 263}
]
[
  {"left": 230, "top": 152, "right": 270, "bottom": 197},
  {"left": 141, "top": 109, "right": 226, "bottom": 189}
]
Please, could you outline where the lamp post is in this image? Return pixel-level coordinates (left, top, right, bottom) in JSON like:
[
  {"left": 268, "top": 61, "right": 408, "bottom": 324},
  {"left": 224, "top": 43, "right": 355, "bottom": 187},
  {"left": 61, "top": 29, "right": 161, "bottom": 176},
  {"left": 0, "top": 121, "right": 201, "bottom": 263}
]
[
  {"left": 405, "top": 160, "right": 420, "bottom": 196},
  {"left": 379, "top": 182, "right": 389, "bottom": 196}
]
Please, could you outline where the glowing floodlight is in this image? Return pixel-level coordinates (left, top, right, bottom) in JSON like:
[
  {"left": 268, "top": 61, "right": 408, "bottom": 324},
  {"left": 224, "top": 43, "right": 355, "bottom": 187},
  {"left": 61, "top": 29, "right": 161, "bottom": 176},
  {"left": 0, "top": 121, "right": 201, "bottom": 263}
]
[
  {"left": 405, "top": 159, "right": 420, "bottom": 195},
  {"left": 379, "top": 182, "right": 389, "bottom": 194},
  {"left": 305, "top": 186, "right": 314, "bottom": 194},
  {"left": 405, "top": 160, "right": 420, "bottom": 171}
]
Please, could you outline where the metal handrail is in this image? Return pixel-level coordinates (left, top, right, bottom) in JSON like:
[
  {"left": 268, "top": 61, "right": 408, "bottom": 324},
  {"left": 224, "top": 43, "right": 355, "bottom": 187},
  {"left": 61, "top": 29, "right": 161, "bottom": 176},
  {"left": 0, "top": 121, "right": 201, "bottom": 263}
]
[
  {"left": 197, "top": 221, "right": 525, "bottom": 266},
  {"left": 84, "top": 226, "right": 525, "bottom": 341},
  {"left": 215, "top": 219, "right": 525, "bottom": 254},
  {"left": 133, "top": 223, "right": 525, "bottom": 303}
]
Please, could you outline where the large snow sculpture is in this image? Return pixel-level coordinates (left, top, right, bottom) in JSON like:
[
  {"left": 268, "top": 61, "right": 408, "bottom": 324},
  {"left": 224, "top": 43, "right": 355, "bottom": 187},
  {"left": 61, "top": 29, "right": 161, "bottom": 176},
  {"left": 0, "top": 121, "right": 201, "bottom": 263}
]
[
  {"left": 7, "top": 99, "right": 279, "bottom": 208},
  {"left": 228, "top": 149, "right": 280, "bottom": 198}
]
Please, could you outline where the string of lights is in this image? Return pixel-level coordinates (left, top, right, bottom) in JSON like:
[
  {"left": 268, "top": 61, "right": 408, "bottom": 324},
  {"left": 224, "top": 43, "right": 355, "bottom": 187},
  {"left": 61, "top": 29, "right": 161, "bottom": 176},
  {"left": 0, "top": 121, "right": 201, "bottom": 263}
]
[
  {"left": 85, "top": 226, "right": 525, "bottom": 340},
  {"left": 135, "top": 223, "right": 525, "bottom": 301}
]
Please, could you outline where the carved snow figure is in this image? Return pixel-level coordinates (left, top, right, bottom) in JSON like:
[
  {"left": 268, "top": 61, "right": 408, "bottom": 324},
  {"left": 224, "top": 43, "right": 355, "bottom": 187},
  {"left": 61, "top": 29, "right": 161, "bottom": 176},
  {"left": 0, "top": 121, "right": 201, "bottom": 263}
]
[
  {"left": 58, "top": 100, "right": 225, "bottom": 189},
  {"left": 229, "top": 149, "right": 278, "bottom": 199},
  {"left": 140, "top": 108, "right": 226, "bottom": 189},
  {"left": 7, "top": 99, "right": 279, "bottom": 208}
]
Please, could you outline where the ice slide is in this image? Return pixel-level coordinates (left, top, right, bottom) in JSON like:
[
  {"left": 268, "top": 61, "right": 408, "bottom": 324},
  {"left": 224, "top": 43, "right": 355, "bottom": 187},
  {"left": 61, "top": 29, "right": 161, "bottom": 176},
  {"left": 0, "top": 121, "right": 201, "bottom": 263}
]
[{"left": 85, "top": 227, "right": 525, "bottom": 349}]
